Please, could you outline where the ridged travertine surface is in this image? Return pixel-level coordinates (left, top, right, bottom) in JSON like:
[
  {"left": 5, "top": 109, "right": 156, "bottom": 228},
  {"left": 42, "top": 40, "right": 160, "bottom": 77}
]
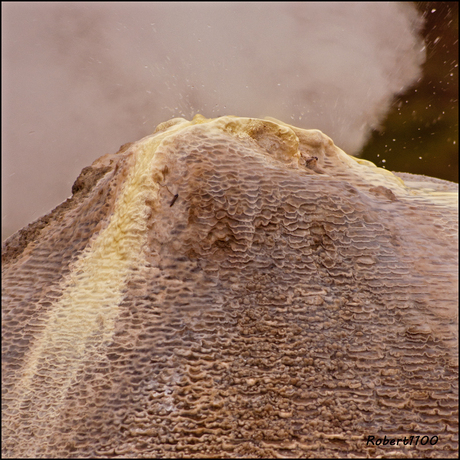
[{"left": 2, "top": 115, "right": 458, "bottom": 458}]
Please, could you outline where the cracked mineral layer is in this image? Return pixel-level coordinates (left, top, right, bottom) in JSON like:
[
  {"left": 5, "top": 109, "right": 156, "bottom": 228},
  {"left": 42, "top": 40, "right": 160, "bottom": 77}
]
[{"left": 2, "top": 115, "right": 458, "bottom": 458}]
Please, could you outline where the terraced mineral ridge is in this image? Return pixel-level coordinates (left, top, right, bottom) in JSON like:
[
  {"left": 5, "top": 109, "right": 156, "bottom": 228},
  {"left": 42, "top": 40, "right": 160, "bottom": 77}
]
[{"left": 2, "top": 115, "right": 458, "bottom": 458}]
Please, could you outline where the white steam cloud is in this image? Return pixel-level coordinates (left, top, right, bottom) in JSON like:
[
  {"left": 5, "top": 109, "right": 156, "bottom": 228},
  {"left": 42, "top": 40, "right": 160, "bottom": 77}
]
[{"left": 2, "top": 2, "right": 425, "bottom": 239}]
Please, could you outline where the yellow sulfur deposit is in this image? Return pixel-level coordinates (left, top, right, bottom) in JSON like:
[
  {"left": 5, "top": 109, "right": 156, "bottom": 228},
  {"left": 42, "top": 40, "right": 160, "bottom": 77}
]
[{"left": 2, "top": 116, "right": 458, "bottom": 458}]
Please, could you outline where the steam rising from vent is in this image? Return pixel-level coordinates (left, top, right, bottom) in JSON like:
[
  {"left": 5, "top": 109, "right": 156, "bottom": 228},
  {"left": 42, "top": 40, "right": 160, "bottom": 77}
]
[
  {"left": 2, "top": 2, "right": 426, "bottom": 239},
  {"left": 150, "top": 2, "right": 426, "bottom": 154}
]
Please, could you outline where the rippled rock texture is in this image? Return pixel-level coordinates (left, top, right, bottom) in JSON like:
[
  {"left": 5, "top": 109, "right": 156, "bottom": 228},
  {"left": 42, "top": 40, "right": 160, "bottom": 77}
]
[{"left": 2, "top": 116, "right": 458, "bottom": 458}]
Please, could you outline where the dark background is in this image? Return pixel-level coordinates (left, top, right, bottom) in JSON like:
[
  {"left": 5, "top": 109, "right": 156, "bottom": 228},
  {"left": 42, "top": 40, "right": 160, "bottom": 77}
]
[{"left": 361, "top": 2, "right": 458, "bottom": 182}]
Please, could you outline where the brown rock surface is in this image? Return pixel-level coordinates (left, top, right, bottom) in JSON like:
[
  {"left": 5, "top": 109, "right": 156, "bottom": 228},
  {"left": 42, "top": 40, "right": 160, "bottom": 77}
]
[{"left": 2, "top": 116, "right": 458, "bottom": 458}]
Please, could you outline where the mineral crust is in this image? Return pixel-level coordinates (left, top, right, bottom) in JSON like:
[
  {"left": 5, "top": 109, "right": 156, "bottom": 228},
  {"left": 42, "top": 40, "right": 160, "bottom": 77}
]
[{"left": 2, "top": 115, "right": 458, "bottom": 458}]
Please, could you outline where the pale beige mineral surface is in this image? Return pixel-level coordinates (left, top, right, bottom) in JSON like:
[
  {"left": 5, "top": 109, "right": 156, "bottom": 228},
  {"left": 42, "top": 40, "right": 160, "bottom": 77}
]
[{"left": 2, "top": 116, "right": 458, "bottom": 458}]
